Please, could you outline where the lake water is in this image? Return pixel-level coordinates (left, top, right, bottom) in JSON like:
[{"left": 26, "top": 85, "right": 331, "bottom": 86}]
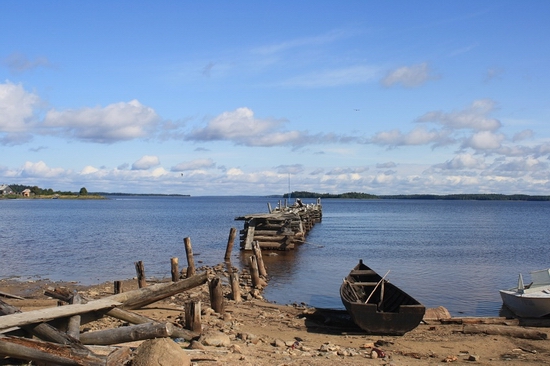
[{"left": 1, "top": 196, "right": 549, "bottom": 317}]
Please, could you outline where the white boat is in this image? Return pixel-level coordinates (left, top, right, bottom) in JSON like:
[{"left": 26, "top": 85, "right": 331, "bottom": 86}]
[{"left": 499, "top": 269, "right": 550, "bottom": 318}]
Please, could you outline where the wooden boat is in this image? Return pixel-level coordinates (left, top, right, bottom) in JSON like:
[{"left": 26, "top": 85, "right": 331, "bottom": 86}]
[
  {"left": 340, "top": 259, "right": 425, "bottom": 335},
  {"left": 500, "top": 269, "right": 550, "bottom": 318}
]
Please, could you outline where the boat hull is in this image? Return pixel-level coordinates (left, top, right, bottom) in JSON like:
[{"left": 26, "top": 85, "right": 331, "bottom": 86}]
[
  {"left": 340, "top": 260, "right": 425, "bottom": 336},
  {"left": 500, "top": 289, "right": 550, "bottom": 318}
]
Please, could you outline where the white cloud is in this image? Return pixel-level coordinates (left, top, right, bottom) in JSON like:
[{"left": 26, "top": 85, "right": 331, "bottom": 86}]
[
  {"left": 512, "top": 129, "right": 533, "bottom": 142},
  {"left": 376, "top": 162, "right": 396, "bottom": 169},
  {"left": 434, "top": 154, "right": 485, "bottom": 170},
  {"left": 81, "top": 166, "right": 99, "bottom": 174},
  {"left": 369, "top": 126, "right": 454, "bottom": 147},
  {"left": 381, "top": 62, "right": 439, "bottom": 88},
  {"left": 417, "top": 99, "right": 501, "bottom": 131},
  {"left": 186, "top": 107, "right": 327, "bottom": 147},
  {"left": 0, "top": 81, "right": 42, "bottom": 134},
  {"left": 43, "top": 100, "right": 161, "bottom": 143},
  {"left": 132, "top": 155, "right": 160, "bottom": 170},
  {"left": 19, "top": 161, "right": 66, "bottom": 178},
  {"left": 462, "top": 131, "right": 505, "bottom": 150},
  {"left": 493, "top": 157, "right": 548, "bottom": 173},
  {"left": 171, "top": 158, "right": 215, "bottom": 172}
]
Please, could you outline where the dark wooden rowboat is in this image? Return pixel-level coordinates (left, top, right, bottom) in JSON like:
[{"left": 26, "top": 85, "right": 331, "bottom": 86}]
[{"left": 340, "top": 259, "right": 425, "bottom": 335}]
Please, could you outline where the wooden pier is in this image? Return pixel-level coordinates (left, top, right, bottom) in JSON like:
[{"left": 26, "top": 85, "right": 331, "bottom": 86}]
[{"left": 235, "top": 198, "right": 322, "bottom": 250}]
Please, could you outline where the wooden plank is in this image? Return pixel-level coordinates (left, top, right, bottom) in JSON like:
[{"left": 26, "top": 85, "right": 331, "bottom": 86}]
[{"left": 0, "top": 298, "right": 121, "bottom": 330}]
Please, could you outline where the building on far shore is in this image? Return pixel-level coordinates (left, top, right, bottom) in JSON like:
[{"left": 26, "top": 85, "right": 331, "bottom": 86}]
[
  {"left": 0, "top": 184, "right": 14, "bottom": 195},
  {"left": 22, "top": 189, "right": 31, "bottom": 197}
]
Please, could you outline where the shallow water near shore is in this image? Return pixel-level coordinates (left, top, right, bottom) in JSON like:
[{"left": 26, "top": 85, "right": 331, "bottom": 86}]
[{"left": 1, "top": 196, "right": 549, "bottom": 317}]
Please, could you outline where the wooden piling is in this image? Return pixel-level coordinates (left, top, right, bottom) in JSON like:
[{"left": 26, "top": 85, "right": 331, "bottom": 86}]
[
  {"left": 134, "top": 261, "right": 146, "bottom": 288},
  {"left": 249, "top": 255, "right": 263, "bottom": 289},
  {"left": 252, "top": 241, "right": 267, "bottom": 277},
  {"left": 208, "top": 277, "right": 224, "bottom": 314},
  {"left": 224, "top": 227, "right": 237, "bottom": 262},
  {"left": 170, "top": 257, "right": 179, "bottom": 282},
  {"left": 183, "top": 237, "right": 196, "bottom": 277},
  {"left": 184, "top": 300, "right": 202, "bottom": 333},
  {"left": 114, "top": 281, "right": 122, "bottom": 294},
  {"left": 229, "top": 270, "right": 241, "bottom": 302}
]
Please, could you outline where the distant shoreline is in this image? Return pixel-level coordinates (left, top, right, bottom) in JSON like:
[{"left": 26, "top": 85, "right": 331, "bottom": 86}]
[{"left": 283, "top": 191, "right": 550, "bottom": 201}]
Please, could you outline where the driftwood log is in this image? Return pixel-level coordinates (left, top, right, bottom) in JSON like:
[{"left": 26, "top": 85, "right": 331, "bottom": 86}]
[
  {"left": 0, "top": 335, "right": 105, "bottom": 366},
  {"left": 0, "top": 299, "right": 91, "bottom": 351},
  {"left": 45, "top": 287, "right": 199, "bottom": 341},
  {"left": 462, "top": 324, "right": 548, "bottom": 340},
  {"left": 79, "top": 322, "right": 177, "bottom": 345}
]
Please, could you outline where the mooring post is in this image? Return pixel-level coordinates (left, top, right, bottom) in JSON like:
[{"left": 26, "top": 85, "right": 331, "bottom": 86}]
[
  {"left": 183, "top": 237, "right": 196, "bottom": 277},
  {"left": 134, "top": 261, "right": 147, "bottom": 288},
  {"left": 224, "top": 227, "right": 237, "bottom": 262},
  {"left": 170, "top": 257, "right": 179, "bottom": 282}
]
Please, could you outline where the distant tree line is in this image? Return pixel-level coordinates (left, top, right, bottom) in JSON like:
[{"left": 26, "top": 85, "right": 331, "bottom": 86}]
[
  {"left": 283, "top": 191, "right": 550, "bottom": 201},
  {"left": 9, "top": 184, "right": 88, "bottom": 196},
  {"left": 284, "top": 191, "right": 378, "bottom": 199}
]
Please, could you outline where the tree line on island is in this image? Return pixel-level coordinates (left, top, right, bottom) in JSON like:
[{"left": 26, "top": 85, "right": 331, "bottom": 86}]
[
  {"left": 284, "top": 191, "right": 550, "bottom": 201},
  {"left": 7, "top": 184, "right": 90, "bottom": 197}
]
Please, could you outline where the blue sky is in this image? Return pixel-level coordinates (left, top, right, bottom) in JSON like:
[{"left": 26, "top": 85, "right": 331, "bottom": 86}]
[{"left": 1, "top": 1, "right": 549, "bottom": 195}]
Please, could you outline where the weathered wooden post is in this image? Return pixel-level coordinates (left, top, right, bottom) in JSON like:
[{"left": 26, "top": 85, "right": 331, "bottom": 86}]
[
  {"left": 170, "top": 257, "right": 179, "bottom": 282},
  {"left": 252, "top": 241, "right": 267, "bottom": 277},
  {"left": 183, "top": 237, "right": 196, "bottom": 277},
  {"left": 184, "top": 300, "right": 202, "bottom": 333},
  {"left": 114, "top": 281, "right": 122, "bottom": 294},
  {"left": 134, "top": 261, "right": 146, "bottom": 288},
  {"left": 229, "top": 270, "right": 241, "bottom": 302},
  {"left": 249, "top": 255, "right": 262, "bottom": 289},
  {"left": 208, "top": 277, "right": 224, "bottom": 314},
  {"left": 224, "top": 227, "right": 237, "bottom": 262},
  {"left": 67, "top": 293, "right": 81, "bottom": 340}
]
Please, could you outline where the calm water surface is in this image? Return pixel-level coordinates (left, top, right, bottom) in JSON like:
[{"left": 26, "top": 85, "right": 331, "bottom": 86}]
[{"left": 1, "top": 196, "right": 549, "bottom": 317}]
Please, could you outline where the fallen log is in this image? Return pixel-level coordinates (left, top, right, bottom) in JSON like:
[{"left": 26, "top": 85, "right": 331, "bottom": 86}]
[
  {"left": 0, "top": 299, "right": 90, "bottom": 351},
  {"left": 441, "top": 317, "right": 519, "bottom": 326},
  {"left": 0, "top": 298, "right": 121, "bottom": 331},
  {"left": 0, "top": 291, "right": 25, "bottom": 300},
  {"left": 46, "top": 287, "right": 199, "bottom": 340},
  {"left": 79, "top": 322, "right": 176, "bottom": 345},
  {"left": 0, "top": 335, "right": 105, "bottom": 366},
  {"left": 462, "top": 324, "right": 547, "bottom": 340}
]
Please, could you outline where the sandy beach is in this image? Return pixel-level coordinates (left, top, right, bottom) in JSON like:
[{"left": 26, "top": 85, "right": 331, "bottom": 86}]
[{"left": 1, "top": 267, "right": 550, "bottom": 365}]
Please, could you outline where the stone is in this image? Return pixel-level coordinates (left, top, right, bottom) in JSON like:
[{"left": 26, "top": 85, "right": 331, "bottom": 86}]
[
  {"left": 132, "top": 338, "right": 190, "bottom": 366},
  {"left": 273, "top": 338, "right": 286, "bottom": 348},
  {"left": 201, "top": 331, "right": 231, "bottom": 347}
]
